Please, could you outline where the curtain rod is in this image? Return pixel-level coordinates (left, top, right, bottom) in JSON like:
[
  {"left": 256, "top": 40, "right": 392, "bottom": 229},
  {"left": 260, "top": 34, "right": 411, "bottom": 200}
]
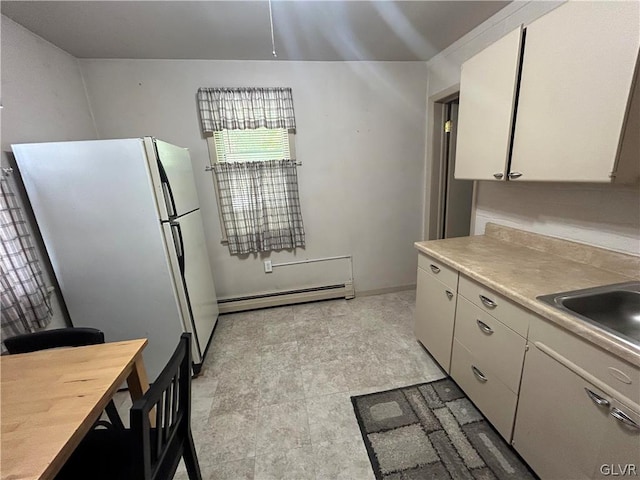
[{"left": 205, "top": 161, "right": 302, "bottom": 172}]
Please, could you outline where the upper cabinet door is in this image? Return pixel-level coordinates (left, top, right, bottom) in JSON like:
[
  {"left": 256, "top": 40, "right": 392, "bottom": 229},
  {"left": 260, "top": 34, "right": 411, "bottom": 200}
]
[
  {"left": 510, "top": 1, "right": 640, "bottom": 182},
  {"left": 455, "top": 26, "right": 523, "bottom": 181}
]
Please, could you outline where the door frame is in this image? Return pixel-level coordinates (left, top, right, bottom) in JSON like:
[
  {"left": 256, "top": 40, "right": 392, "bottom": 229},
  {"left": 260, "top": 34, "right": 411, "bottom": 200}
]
[{"left": 423, "top": 84, "right": 478, "bottom": 241}]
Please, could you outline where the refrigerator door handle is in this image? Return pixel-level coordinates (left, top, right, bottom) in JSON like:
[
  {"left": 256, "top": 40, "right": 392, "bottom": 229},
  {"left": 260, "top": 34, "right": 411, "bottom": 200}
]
[
  {"left": 170, "top": 221, "right": 185, "bottom": 275},
  {"left": 155, "top": 143, "right": 177, "bottom": 218},
  {"left": 161, "top": 182, "right": 175, "bottom": 218}
]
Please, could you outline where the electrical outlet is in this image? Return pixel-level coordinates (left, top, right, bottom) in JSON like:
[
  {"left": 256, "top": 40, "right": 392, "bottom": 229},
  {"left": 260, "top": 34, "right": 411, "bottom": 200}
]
[{"left": 264, "top": 260, "right": 273, "bottom": 273}]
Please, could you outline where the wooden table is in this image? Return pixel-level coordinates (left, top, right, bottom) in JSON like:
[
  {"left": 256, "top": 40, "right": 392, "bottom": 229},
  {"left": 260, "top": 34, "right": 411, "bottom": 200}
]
[{"left": 1, "top": 339, "right": 149, "bottom": 480}]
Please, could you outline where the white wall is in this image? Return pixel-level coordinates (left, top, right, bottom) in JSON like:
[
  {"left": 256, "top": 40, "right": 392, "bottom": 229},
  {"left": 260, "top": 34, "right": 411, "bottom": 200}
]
[
  {"left": 1, "top": 15, "right": 99, "bottom": 328},
  {"left": 426, "top": 1, "right": 640, "bottom": 256},
  {"left": 79, "top": 59, "right": 428, "bottom": 297}
]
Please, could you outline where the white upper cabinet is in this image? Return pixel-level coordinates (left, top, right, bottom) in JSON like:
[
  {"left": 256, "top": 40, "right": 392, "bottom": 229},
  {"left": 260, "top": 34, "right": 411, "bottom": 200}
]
[
  {"left": 510, "top": 1, "right": 640, "bottom": 182},
  {"left": 455, "top": 26, "right": 523, "bottom": 181},
  {"left": 455, "top": 1, "right": 640, "bottom": 183}
]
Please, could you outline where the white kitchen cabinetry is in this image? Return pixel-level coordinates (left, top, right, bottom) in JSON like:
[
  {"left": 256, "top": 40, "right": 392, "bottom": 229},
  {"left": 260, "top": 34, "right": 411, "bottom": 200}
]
[
  {"left": 455, "top": 1, "right": 640, "bottom": 183},
  {"left": 414, "top": 254, "right": 458, "bottom": 372},
  {"left": 413, "top": 245, "right": 640, "bottom": 479},
  {"left": 513, "top": 343, "right": 614, "bottom": 479},
  {"left": 595, "top": 399, "right": 640, "bottom": 479},
  {"left": 414, "top": 260, "right": 532, "bottom": 440},
  {"left": 450, "top": 277, "right": 531, "bottom": 441},
  {"left": 510, "top": 1, "right": 640, "bottom": 182},
  {"left": 513, "top": 341, "right": 640, "bottom": 479},
  {"left": 453, "top": 297, "right": 526, "bottom": 394},
  {"left": 450, "top": 340, "right": 519, "bottom": 440},
  {"left": 455, "top": 26, "right": 523, "bottom": 181}
]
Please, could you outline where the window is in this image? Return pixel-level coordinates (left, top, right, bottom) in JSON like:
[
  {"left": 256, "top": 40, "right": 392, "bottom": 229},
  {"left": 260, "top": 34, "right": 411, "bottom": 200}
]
[
  {"left": 207, "top": 128, "right": 295, "bottom": 213},
  {"left": 211, "top": 128, "right": 292, "bottom": 163},
  {"left": 197, "top": 87, "right": 305, "bottom": 254}
]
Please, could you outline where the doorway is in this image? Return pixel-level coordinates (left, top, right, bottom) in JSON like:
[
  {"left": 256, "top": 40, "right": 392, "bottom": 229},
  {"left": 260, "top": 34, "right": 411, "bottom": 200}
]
[{"left": 438, "top": 99, "right": 474, "bottom": 239}]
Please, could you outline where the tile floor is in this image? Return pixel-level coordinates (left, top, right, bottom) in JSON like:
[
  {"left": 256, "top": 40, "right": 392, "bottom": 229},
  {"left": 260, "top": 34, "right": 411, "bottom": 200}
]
[{"left": 115, "top": 289, "right": 446, "bottom": 480}]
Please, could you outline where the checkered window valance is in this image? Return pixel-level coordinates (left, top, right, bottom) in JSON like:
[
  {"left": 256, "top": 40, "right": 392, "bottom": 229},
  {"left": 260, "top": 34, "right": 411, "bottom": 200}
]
[{"left": 197, "top": 87, "right": 296, "bottom": 134}]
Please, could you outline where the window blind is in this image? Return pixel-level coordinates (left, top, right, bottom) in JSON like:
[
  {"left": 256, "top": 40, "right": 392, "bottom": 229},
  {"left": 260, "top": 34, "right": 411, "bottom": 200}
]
[{"left": 213, "top": 128, "right": 291, "bottom": 163}]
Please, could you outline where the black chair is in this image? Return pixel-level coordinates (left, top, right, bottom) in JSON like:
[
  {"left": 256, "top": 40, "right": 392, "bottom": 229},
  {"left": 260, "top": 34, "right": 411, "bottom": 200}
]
[
  {"left": 4, "top": 327, "right": 125, "bottom": 430},
  {"left": 55, "top": 333, "right": 202, "bottom": 480}
]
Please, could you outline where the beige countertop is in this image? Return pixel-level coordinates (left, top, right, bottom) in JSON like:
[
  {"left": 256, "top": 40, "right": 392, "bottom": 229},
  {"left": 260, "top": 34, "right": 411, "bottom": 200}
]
[{"left": 414, "top": 224, "right": 640, "bottom": 367}]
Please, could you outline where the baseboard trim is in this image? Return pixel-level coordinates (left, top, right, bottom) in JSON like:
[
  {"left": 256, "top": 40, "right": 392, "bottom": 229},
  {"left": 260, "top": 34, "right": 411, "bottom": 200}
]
[{"left": 355, "top": 284, "right": 416, "bottom": 297}]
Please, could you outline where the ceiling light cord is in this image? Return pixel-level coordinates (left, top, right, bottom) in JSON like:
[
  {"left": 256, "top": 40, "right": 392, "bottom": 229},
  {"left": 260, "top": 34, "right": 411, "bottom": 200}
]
[{"left": 268, "top": 0, "right": 277, "bottom": 58}]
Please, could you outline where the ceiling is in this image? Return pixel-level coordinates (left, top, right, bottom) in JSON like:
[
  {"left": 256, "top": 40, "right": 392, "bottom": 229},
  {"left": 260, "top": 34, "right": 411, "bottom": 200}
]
[{"left": 1, "top": 1, "right": 510, "bottom": 61}]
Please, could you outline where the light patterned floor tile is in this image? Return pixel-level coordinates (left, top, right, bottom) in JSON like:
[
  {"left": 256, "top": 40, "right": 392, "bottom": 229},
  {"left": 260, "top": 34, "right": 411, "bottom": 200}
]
[
  {"left": 256, "top": 401, "right": 311, "bottom": 455},
  {"left": 258, "top": 364, "right": 305, "bottom": 406},
  {"left": 313, "top": 438, "right": 376, "bottom": 480},
  {"left": 181, "top": 289, "right": 450, "bottom": 479},
  {"left": 301, "top": 360, "right": 350, "bottom": 397},
  {"left": 254, "top": 446, "right": 315, "bottom": 480},
  {"left": 306, "top": 392, "right": 362, "bottom": 446}
]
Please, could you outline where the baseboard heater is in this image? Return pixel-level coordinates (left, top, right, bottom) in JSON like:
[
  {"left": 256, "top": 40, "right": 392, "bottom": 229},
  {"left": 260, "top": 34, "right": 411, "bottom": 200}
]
[{"left": 217, "top": 282, "right": 355, "bottom": 314}]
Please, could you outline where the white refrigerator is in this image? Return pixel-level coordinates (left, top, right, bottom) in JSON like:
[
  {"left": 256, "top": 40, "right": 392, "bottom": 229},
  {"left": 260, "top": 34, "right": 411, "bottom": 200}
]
[{"left": 12, "top": 137, "right": 219, "bottom": 378}]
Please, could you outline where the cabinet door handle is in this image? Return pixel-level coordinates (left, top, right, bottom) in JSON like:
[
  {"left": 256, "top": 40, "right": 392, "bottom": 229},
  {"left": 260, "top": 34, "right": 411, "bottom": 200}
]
[
  {"left": 610, "top": 408, "right": 640, "bottom": 430},
  {"left": 476, "top": 319, "right": 494, "bottom": 335},
  {"left": 445, "top": 290, "right": 454, "bottom": 300},
  {"left": 479, "top": 295, "right": 497, "bottom": 308},
  {"left": 584, "top": 388, "right": 610, "bottom": 408},
  {"left": 471, "top": 365, "right": 488, "bottom": 383},
  {"left": 493, "top": 172, "right": 504, "bottom": 179},
  {"left": 508, "top": 172, "right": 523, "bottom": 179},
  {"left": 430, "top": 264, "right": 441, "bottom": 274}
]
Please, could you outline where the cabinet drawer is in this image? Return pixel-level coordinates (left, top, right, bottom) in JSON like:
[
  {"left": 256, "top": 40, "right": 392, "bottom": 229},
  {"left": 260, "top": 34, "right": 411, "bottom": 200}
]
[
  {"left": 418, "top": 254, "right": 458, "bottom": 292},
  {"left": 459, "top": 275, "right": 531, "bottom": 336},
  {"left": 451, "top": 340, "right": 518, "bottom": 441},
  {"left": 454, "top": 296, "right": 526, "bottom": 394},
  {"left": 529, "top": 317, "right": 640, "bottom": 406}
]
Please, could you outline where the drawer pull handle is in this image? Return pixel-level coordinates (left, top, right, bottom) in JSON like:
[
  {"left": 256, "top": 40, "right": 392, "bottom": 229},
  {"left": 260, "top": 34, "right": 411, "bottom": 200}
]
[
  {"left": 476, "top": 319, "right": 494, "bottom": 335},
  {"left": 610, "top": 408, "right": 640, "bottom": 430},
  {"left": 479, "top": 295, "right": 497, "bottom": 308},
  {"left": 430, "top": 264, "right": 441, "bottom": 274},
  {"left": 445, "top": 290, "right": 454, "bottom": 300},
  {"left": 584, "top": 388, "right": 610, "bottom": 408},
  {"left": 471, "top": 365, "right": 488, "bottom": 383},
  {"left": 493, "top": 172, "right": 504, "bottom": 179}
]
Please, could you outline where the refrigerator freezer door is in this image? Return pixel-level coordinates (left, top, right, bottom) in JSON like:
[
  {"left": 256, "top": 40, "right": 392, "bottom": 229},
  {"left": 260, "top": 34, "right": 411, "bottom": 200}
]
[
  {"left": 12, "top": 139, "right": 186, "bottom": 380},
  {"left": 153, "top": 139, "right": 200, "bottom": 218},
  {"left": 163, "top": 209, "right": 219, "bottom": 359}
]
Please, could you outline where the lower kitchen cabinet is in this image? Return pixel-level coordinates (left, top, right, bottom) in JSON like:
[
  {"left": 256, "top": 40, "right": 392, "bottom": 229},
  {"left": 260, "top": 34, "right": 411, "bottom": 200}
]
[
  {"left": 450, "top": 340, "right": 518, "bottom": 441},
  {"left": 513, "top": 342, "right": 640, "bottom": 479},
  {"left": 414, "top": 243, "right": 640, "bottom": 480},
  {"left": 595, "top": 399, "right": 640, "bottom": 479},
  {"left": 414, "top": 266, "right": 457, "bottom": 372},
  {"left": 454, "top": 296, "right": 526, "bottom": 394}
]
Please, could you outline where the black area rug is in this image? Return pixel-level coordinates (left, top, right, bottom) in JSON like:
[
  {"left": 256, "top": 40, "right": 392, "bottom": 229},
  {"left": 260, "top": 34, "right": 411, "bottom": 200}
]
[{"left": 351, "top": 379, "right": 537, "bottom": 480}]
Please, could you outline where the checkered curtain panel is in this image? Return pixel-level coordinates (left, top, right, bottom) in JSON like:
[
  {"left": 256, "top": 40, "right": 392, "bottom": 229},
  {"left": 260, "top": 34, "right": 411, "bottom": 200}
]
[
  {"left": 213, "top": 160, "right": 305, "bottom": 254},
  {"left": 197, "top": 87, "right": 296, "bottom": 134},
  {"left": 0, "top": 179, "right": 52, "bottom": 341}
]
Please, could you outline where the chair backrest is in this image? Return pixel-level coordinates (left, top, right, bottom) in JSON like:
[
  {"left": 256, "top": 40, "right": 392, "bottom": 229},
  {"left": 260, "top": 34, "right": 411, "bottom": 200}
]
[
  {"left": 4, "top": 327, "right": 105, "bottom": 354},
  {"left": 130, "top": 333, "right": 193, "bottom": 480}
]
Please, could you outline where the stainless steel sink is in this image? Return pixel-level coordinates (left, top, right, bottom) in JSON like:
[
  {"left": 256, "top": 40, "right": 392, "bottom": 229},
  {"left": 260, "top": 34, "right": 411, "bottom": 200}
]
[{"left": 538, "top": 282, "right": 640, "bottom": 347}]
